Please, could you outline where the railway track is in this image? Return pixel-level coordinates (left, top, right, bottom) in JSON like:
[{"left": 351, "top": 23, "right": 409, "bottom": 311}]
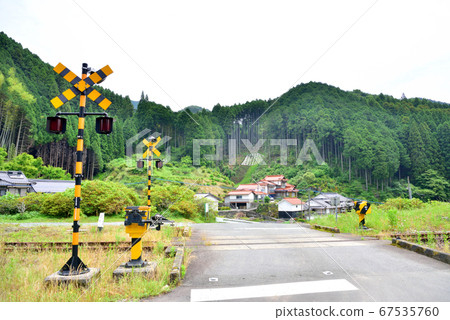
[
  {"left": 390, "top": 231, "right": 450, "bottom": 242},
  {"left": 0, "top": 240, "right": 167, "bottom": 252}
]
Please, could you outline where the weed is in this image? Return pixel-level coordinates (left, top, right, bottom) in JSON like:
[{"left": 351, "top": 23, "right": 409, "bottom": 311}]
[{"left": 0, "top": 225, "right": 189, "bottom": 301}]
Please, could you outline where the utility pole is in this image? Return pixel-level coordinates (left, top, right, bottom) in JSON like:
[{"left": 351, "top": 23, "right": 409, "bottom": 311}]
[
  {"left": 308, "top": 188, "right": 311, "bottom": 221},
  {"left": 407, "top": 176, "right": 412, "bottom": 200}
]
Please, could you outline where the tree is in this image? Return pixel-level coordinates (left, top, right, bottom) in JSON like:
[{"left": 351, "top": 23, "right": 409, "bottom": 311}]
[
  {"left": 407, "top": 121, "right": 429, "bottom": 180},
  {"left": 416, "top": 169, "right": 449, "bottom": 201}
]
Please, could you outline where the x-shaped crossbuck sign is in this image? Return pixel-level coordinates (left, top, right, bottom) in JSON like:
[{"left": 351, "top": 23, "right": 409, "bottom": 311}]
[
  {"left": 50, "top": 63, "right": 113, "bottom": 110},
  {"left": 143, "top": 136, "right": 161, "bottom": 158}
]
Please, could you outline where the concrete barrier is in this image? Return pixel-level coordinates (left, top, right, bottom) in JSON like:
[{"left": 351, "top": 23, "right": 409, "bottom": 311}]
[
  {"left": 169, "top": 247, "right": 185, "bottom": 284},
  {"left": 312, "top": 224, "right": 340, "bottom": 233},
  {"left": 182, "top": 226, "right": 190, "bottom": 237},
  {"left": 392, "top": 239, "right": 450, "bottom": 265}
]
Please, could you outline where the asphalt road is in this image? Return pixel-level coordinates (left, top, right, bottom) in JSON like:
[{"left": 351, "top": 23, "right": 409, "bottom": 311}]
[{"left": 147, "top": 221, "right": 450, "bottom": 302}]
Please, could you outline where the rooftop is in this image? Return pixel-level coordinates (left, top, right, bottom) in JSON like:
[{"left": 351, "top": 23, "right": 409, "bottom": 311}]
[
  {"left": 227, "top": 190, "right": 253, "bottom": 195},
  {"left": 29, "top": 179, "right": 74, "bottom": 193},
  {"left": 281, "top": 198, "right": 304, "bottom": 205},
  {"left": 263, "top": 175, "right": 286, "bottom": 181}
]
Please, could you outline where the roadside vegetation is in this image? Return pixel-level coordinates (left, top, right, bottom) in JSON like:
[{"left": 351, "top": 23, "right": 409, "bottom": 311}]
[
  {"left": 0, "top": 160, "right": 227, "bottom": 223},
  {"left": 0, "top": 224, "right": 188, "bottom": 301},
  {"left": 306, "top": 198, "right": 450, "bottom": 252}
]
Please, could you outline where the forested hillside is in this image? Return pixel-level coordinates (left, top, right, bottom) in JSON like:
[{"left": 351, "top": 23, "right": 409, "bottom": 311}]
[{"left": 0, "top": 31, "right": 449, "bottom": 201}]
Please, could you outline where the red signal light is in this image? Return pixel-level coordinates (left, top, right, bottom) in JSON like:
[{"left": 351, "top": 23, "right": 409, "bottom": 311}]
[
  {"left": 46, "top": 116, "right": 67, "bottom": 134},
  {"left": 95, "top": 117, "right": 113, "bottom": 134}
]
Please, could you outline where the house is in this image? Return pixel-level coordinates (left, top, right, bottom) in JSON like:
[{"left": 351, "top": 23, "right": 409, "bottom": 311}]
[
  {"left": 0, "top": 171, "right": 33, "bottom": 197},
  {"left": 278, "top": 198, "right": 305, "bottom": 219},
  {"left": 224, "top": 190, "right": 255, "bottom": 209},
  {"left": 259, "top": 175, "right": 298, "bottom": 199},
  {"left": 29, "top": 179, "right": 75, "bottom": 194},
  {"left": 194, "top": 193, "right": 221, "bottom": 211},
  {"left": 0, "top": 171, "right": 75, "bottom": 197},
  {"left": 306, "top": 199, "right": 333, "bottom": 214},
  {"left": 312, "top": 193, "right": 353, "bottom": 212},
  {"left": 224, "top": 174, "right": 299, "bottom": 208},
  {"left": 305, "top": 193, "right": 353, "bottom": 214}
]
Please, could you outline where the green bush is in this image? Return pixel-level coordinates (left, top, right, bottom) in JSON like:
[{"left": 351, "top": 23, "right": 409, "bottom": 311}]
[
  {"left": 256, "top": 203, "right": 278, "bottom": 218},
  {"left": 40, "top": 190, "right": 73, "bottom": 217},
  {"left": 219, "top": 206, "right": 230, "bottom": 211},
  {"left": 12, "top": 211, "right": 40, "bottom": 220},
  {"left": 21, "top": 192, "right": 49, "bottom": 212},
  {"left": 380, "top": 198, "right": 424, "bottom": 210},
  {"left": 150, "top": 184, "right": 199, "bottom": 219},
  {"left": 80, "top": 180, "right": 140, "bottom": 216},
  {"left": 0, "top": 192, "right": 20, "bottom": 215}
]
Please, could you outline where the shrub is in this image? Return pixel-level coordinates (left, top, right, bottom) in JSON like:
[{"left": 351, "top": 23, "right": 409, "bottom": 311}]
[
  {"left": 256, "top": 203, "right": 278, "bottom": 218},
  {"left": 21, "top": 192, "right": 49, "bottom": 212},
  {"left": 80, "top": 180, "right": 140, "bottom": 216},
  {"left": 380, "top": 198, "right": 424, "bottom": 210},
  {"left": 219, "top": 206, "right": 230, "bottom": 211},
  {"left": 12, "top": 211, "right": 40, "bottom": 220},
  {"left": 0, "top": 192, "right": 20, "bottom": 215},
  {"left": 40, "top": 190, "right": 73, "bottom": 217},
  {"left": 150, "top": 184, "right": 199, "bottom": 219}
]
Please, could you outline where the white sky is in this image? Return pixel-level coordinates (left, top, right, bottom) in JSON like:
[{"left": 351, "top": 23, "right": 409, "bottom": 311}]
[{"left": 1, "top": 0, "right": 450, "bottom": 111}]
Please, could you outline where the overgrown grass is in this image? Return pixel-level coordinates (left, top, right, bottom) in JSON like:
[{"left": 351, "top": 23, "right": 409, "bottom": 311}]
[
  {"left": 308, "top": 201, "right": 449, "bottom": 235},
  {"left": 307, "top": 201, "right": 450, "bottom": 251},
  {"left": 0, "top": 224, "right": 180, "bottom": 243},
  {"left": 0, "top": 212, "right": 126, "bottom": 224},
  {"left": 0, "top": 225, "right": 189, "bottom": 301}
]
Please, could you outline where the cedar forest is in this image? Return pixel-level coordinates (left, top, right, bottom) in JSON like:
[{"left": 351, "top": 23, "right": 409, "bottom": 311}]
[{"left": 0, "top": 31, "right": 449, "bottom": 202}]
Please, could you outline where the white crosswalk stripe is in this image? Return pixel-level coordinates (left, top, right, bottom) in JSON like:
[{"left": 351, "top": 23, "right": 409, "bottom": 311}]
[{"left": 191, "top": 279, "right": 359, "bottom": 302}]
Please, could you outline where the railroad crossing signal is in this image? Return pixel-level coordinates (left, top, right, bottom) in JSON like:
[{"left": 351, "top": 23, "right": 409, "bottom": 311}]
[
  {"left": 117, "top": 136, "right": 168, "bottom": 271},
  {"left": 50, "top": 62, "right": 113, "bottom": 110},
  {"left": 47, "top": 62, "right": 114, "bottom": 276},
  {"left": 143, "top": 136, "right": 161, "bottom": 158},
  {"left": 142, "top": 136, "right": 162, "bottom": 208}
]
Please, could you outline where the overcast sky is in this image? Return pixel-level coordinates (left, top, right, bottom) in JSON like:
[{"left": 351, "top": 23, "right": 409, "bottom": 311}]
[{"left": 1, "top": 0, "right": 450, "bottom": 111}]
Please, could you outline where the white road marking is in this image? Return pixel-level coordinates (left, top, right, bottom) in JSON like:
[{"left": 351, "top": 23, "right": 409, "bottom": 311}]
[
  {"left": 190, "top": 279, "right": 358, "bottom": 302},
  {"left": 208, "top": 237, "right": 348, "bottom": 245},
  {"left": 195, "top": 241, "right": 365, "bottom": 251}
]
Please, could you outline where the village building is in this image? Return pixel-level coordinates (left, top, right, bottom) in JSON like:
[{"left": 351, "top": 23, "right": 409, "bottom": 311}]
[
  {"left": 224, "top": 190, "right": 255, "bottom": 209},
  {"left": 0, "top": 170, "right": 74, "bottom": 197},
  {"left": 0, "top": 171, "right": 33, "bottom": 196},
  {"left": 305, "top": 192, "right": 354, "bottom": 214},
  {"left": 278, "top": 197, "right": 305, "bottom": 219},
  {"left": 224, "top": 174, "right": 299, "bottom": 208},
  {"left": 194, "top": 193, "right": 221, "bottom": 211}
]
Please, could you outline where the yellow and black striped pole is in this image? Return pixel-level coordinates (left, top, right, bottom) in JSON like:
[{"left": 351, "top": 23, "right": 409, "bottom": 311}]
[
  {"left": 142, "top": 137, "right": 161, "bottom": 210},
  {"left": 122, "top": 137, "right": 161, "bottom": 267},
  {"left": 49, "top": 62, "right": 113, "bottom": 276},
  {"left": 59, "top": 63, "right": 90, "bottom": 275},
  {"left": 147, "top": 149, "right": 153, "bottom": 207}
]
